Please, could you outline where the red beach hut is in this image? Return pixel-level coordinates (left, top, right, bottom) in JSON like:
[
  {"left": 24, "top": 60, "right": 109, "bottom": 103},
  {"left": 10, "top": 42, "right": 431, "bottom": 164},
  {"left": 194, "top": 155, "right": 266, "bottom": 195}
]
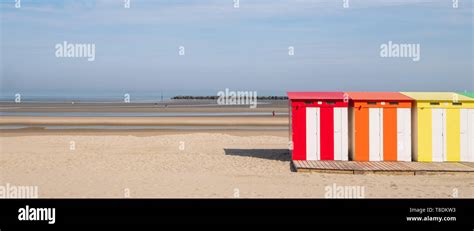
[{"left": 288, "top": 92, "right": 349, "bottom": 161}]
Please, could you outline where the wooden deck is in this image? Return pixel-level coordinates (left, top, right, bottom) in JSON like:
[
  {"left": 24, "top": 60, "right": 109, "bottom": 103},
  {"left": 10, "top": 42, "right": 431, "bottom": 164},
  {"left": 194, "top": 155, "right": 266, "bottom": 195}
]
[{"left": 292, "top": 160, "right": 474, "bottom": 175}]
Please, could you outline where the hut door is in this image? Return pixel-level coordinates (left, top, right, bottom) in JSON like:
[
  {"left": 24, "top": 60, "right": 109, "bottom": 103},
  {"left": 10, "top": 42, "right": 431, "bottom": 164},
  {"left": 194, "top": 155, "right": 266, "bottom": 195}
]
[
  {"left": 334, "top": 108, "right": 342, "bottom": 160},
  {"left": 369, "top": 108, "right": 383, "bottom": 161},
  {"left": 397, "top": 108, "right": 411, "bottom": 161},
  {"left": 333, "top": 107, "right": 348, "bottom": 160},
  {"left": 471, "top": 110, "right": 474, "bottom": 161},
  {"left": 306, "top": 107, "right": 320, "bottom": 160},
  {"left": 431, "top": 109, "right": 445, "bottom": 162},
  {"left": 460, "top": 109, "right": 472, "bottom": 162}
]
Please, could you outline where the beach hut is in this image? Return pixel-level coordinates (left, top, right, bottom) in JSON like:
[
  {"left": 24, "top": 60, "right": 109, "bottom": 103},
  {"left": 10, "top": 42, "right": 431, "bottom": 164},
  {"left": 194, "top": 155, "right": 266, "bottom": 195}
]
[
  {"left": 401, "top": 92, "right": 474, "bottom": 162},
  {"left": 347, "top": 92, "right": 413, "bottom": 162},
  {"left": 459, "top": 92, "right": 474, "bottom": 99},
  {"left": 288, "top": 92, "right": 349, "bottom": 161}
]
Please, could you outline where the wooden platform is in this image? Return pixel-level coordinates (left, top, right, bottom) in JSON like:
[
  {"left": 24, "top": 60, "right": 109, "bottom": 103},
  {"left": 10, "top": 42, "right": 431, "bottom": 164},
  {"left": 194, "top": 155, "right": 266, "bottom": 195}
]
[{"left": 292, "top": 160, "right": 474, "bottom": 175}]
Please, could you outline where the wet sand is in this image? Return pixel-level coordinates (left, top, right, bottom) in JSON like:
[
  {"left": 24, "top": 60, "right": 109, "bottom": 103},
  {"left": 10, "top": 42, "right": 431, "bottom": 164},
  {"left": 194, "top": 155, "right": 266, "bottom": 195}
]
[
  {"left": 0, "top": 100, "right": 289, "bottom": 113},
  {"left": 0, "top": 116, "right": 287, "bottom": 126}
]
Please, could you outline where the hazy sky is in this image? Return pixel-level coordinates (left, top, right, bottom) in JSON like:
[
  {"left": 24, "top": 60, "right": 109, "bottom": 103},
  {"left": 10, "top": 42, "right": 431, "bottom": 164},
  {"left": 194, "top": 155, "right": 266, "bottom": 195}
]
[{"left": 0, "top": 0, "right": 473, "bottom": 96}]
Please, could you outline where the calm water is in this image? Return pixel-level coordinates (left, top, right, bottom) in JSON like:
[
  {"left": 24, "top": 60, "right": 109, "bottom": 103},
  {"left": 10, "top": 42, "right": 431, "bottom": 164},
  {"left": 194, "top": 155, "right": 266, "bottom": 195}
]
[{"left": 0, "top": 90, "right": 287, "bottom": 103}]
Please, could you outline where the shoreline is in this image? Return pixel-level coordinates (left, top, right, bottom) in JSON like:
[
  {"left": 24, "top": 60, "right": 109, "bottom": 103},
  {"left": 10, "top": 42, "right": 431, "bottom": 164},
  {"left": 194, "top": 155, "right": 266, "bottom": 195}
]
[
  {"left": 0, "top": 116, "right": 288, "bottom": 126},
  {"left": 0, "top": 129, "right": 289, "bottom": 137},
  {"left": 0, "top": 101, "right": 289, "bottom": 113}
]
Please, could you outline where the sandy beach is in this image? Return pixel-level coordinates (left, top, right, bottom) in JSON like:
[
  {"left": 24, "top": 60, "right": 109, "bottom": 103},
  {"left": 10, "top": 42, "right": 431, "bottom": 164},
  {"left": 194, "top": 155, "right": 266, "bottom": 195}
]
[
  {"left": 0, "top": 101, "right": 473, "bottom": 198},
  {"left": 1, "top": 129, "right": 472, "bottom": 198}
]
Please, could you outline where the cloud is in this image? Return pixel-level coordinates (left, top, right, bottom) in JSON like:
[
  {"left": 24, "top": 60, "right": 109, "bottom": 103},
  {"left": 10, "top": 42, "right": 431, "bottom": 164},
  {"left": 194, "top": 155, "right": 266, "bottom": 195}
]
[
  {"left": 0, "top": 0, "right": 472, "bottom": 92},
  {"left": 1, "top": 0, "right": 455, "bottom": 28}
]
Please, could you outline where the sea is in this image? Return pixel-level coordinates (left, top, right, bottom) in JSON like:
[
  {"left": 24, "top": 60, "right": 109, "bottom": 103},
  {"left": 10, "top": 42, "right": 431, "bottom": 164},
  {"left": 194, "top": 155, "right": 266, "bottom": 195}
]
[{"left": 0, "top": 89, "right": 287, "bottom": 103}]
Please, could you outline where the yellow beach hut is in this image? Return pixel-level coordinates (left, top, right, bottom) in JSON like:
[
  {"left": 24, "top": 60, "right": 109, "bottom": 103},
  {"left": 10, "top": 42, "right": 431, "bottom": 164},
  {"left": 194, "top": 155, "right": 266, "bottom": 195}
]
[{"left": 401, "top": 92, "right": 474, "bottom": 162}]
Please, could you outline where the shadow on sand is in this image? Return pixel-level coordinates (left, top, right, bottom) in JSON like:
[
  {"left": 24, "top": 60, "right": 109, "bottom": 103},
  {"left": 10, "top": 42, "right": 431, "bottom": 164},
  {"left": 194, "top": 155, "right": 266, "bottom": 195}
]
[{"left": 224, "top": 149, "right": 290, "bottom": 162}]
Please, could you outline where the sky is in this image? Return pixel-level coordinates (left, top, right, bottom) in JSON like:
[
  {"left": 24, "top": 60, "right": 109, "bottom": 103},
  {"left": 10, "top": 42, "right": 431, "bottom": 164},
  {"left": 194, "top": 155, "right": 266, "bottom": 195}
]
[{"left": 0, "top": 0, "right": 473, "bottom": 97}]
